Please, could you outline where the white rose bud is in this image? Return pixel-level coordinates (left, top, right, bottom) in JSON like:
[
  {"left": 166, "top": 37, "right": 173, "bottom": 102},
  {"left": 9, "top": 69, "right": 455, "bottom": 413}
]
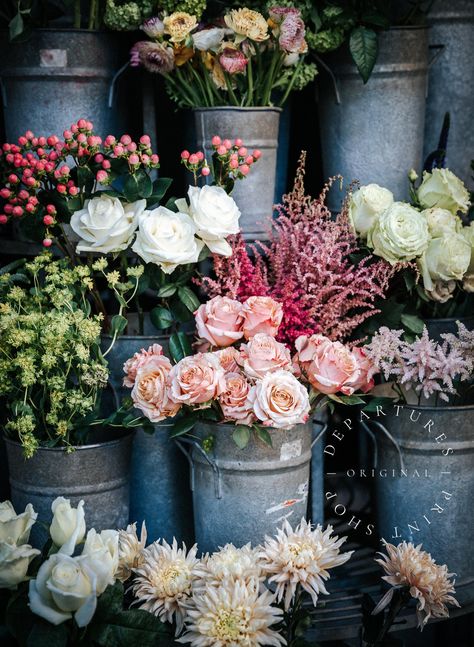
[
  {"left": 29, "top": 553, "right": 98, "bottom": 627},
  {"left": 367, "top": 202, "right": 430, "bottom": 264},
  {"left": 82, "top": 528, "right": 119, "bottom": 594},
  {"left": 132, "top": 206, "right": 204, "bottom": 274},
  {"left": 0, "top": 501, "right": 37, "bottom": 545},
  {"left": 425, "top": 280, "right": 457, "bottom": 303},
  {"left": 192, "top": 27, "right": 226, "bottom": 51},
  {"left": 419, "top": 232, "right": 471, "bottom": 291},
  {"left": 50, "top": 497, "right": 86, "bottom": 556},
  {"left": 408, "top": 169, "right": 418, "bottom": 182},
  {"left": 0, "top": 540, "right": 40, "bottom": 589},
  {"left": 70, "top": 195, "right": 145, "bottom": 253},
  {"left": 176, "top": 185, "right": 241, "bottom": 256},
  {"left": 422, "top": 207, "right": 461, "bottom": 238},
  {"left": 417, "top": 168, "right": 470, "bottom": 215},
  {"left": 349, "top": 184, "right": 394, "bottom": 239}
]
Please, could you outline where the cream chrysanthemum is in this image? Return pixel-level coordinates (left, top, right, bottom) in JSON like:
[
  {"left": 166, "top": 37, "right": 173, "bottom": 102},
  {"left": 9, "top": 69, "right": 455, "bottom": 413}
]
[
  {"left": 258, "top": 518, "right": 352, "bottom": 610},
  {"left": 194, "top": 543, "right": 264, "bottom": 589},
  {"left": 375, "top": 540, "right": 459, "bottom": 629},
  {"left": 116, "top": 522, "right": 147, "bottom": 582},
  {"left": 133, "top": 539, "right": 200, "bottom": 634},
  {"left": 224, "top": 8, "right": 269, "bottom": 42},
  {"left": 177, "top": 579, "right": 285, "bottom": 646}
]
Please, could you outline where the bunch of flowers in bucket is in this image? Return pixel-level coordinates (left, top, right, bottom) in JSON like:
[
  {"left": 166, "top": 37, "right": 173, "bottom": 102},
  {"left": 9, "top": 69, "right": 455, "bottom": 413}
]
[
  {"left": 123, "top": 294, "right": 376, "bottom": 447},
  {"left": 130, "top": 6, "right": 317, "bottom": 107}
]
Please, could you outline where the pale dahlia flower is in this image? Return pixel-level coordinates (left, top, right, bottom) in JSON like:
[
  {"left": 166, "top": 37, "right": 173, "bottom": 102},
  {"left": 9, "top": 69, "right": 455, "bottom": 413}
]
[
  {"left": 258, "top": 518, "right": 352, "bottom": 610},
  {"left": 177, "top": 579, "right": 285, "bottom": 646},
  {"left": 194, "top": 543, "right": 263, "bottom": 589},
  {"left": 116, "top": 522, "right": 147, "bottom": 582},
  {"left": 133, "top": 539, "right": 199, "bottom": 634},
  {"left": 375, "top": 540, "right": 459, "bottom": 629},
  {"left": 224, "top": 8, "right": 269, "bottom": 43}
]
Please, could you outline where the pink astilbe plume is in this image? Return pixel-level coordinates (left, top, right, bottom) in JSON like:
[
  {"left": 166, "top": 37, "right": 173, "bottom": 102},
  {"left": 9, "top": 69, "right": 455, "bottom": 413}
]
[{"left": 200, "top": 152, "right": 397, "bottom": 345}]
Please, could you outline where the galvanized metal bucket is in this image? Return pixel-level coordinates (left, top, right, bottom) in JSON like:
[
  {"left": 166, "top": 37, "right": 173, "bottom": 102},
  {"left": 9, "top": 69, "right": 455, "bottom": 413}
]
[
  {"left": 311, "top": 417, "right": 327, "bottom": 525},
  {"left": 317, "top": 27, "right": 429, "bottom": 212},
  {"left": 5, "top": 431, "right": 132, "bottom": 548},
  {"left": 177, "top": 422, "right": 312, "bottom": 553},
  {"left": 193, "top": 107, "right": 281, "bottom": 241},
  {"left": 130, "top": 424, "right": 194, "bottom": 545},
  {"left": 424, "top": 0, "right": 474, "bottom": 184},
  {"left": 0, "top": 29, "right": 131, "bottom": 141},
  {"left": 424, "top": 315, "right": 474, "bottom": 341},
  {"left": 365, "top": 404, "right": 474, "bottom": 583}
]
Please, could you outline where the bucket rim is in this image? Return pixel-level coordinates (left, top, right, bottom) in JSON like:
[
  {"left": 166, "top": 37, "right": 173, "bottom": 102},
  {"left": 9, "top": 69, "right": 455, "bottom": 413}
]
[
  {"left": 424, "top": 316, "right": 474, "bottom": 323},
  {"left": 193, "top": 106, "right": 283, "bottom": 114},
  {"left": 396, "top": 403, "right": 474, "bottom": 413},
  {"left": 3, "top": 430, "right": 133, "bottom": 453}
]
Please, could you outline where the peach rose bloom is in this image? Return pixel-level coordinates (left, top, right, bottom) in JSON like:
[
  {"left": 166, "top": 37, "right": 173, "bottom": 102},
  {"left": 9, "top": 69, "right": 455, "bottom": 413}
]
[
  {"left": 195, "top": 295, "right": 244, "bottom": 347},
  {"left": 239, "top": 333, "right": 292, "bottom": 379},
  {"left": 241, "top": 296, "right": 283, "bottom": 339},
  {"left": 345, "top": 346, "right": 376, "bottom": 394},
  {"left": 294, "top": 334, "right": 360, "bottom": 395},
  {"left": 249, "top": 370, "right": 310, "bottom": 429},
  {"left": 169, "top": 352, "right": 226, "bottom": 405},
  {"left": 123, "top": 343, "right": 164, "bottom": 388},
  {"left": 131, "top": 355, "right": 181, "bottom": 422},
  {"left": 216, "top": 347, "right": 241, "bottom": 373},
  {"left": 219, "top": 372, "right": 255, "bottom": 424}
]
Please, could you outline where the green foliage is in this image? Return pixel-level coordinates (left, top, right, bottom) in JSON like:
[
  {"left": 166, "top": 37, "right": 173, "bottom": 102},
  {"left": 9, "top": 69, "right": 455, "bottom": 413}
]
[
  {"left": 349, "top": 26, "right": 378, "bottom": 83},
  {"left": 232, "top": 424, "right": 251, "bottom": 449},
  {"left": 169, "top": 331, "right": 192, "bottom": 363}
]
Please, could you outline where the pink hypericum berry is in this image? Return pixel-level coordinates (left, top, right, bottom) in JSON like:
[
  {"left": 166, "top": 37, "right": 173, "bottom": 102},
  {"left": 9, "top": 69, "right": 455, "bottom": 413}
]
[
  {"left": 63, "top": 130, "right": 73, "bottom": 140},
  {"left": 252, "top": 149, "right": 262, "bottom": 159},
  {"left": 196, "top": 151, "right": 204, "bottom": 161},
  {"left": 188, "top": 154, "right": 199, "bottom": 165},
  {"left": 77, "top": 119, "right": 87, "bottom": 129},
  {"left": 211, "top": 135, "right": 221, "bottom": 146},
  {"left": 4, "top": 205, "right": 13, "bottom": 214},
  {"left": 43, "top": 215, "right": 54, "bottom": 226},
  {"left": 0, "top": 215, "right": 8, "bottom": 224},
  {"left": 46, "top": 205, "right": 56, "bottom": 215},
  {"left": 0, "top": 188, "right": 11, "bottom": 199},
  {"left": 181, "top": 150, "right": 190, "bottom": 160},
  {"left": 71, "top": 124, "right": 78, "bottom": 133},
  {"left": 57, "top": 184, "right": 67, "bottom": 194},
  {"left": 129, "top": 154, "right": 140, "bottom": 165},
  {"left": 6, "top": 154, "right": 14, "bottom": 164},
  {"left": 86, "top": 121, "right": 93, "bottom": 131},
  {"left": 240, "top": 164, "right": 250, "bottom": 175},
  {"left": 140, "top": 135, "right": 151, "bottom": 146},
  {"left": 25, "top": 203, "right": 35, "bottom": 213},
  {"left": 44, "top": 162, "right": 54, "bottom": 173},
  {"left": 229, "top": 158, "right": 239, "bottom": 169},
  {"left": 245, "top": 155, "right": 254, "bottom": 165},
  {"left": 104, "top": 135, "right": 116, "bottom": 146},
  {"left": 8, "top": 174, "right": 19, "bottom": 184},
  {"left": 77, "top": 133, "right": 87, "bottom": 144},
  {"left": 127, "top": 142, "right": 137, "bottom": 152},
  {"left": 18, "top": 190, "right": 28, "bottom": 200},
  {"left": 60, "top": 166, "right": 70, "bottom": 176},
  {"left": 2, "top": 143, "right": 10, "bottom": 151},
  {"left": 238, "top": 147, "right": 247, "bottom": 156},
  {"left": 234, "top": 138, "right": 243, "bottom": 147},
  {"left": 22, "top": 169, "right": 33, "bottom": 179},
  {"left": 25, "top": 130, "right": 34, "bottom": 140},
  {"left": 31, "top": 137, "right": 38, "bottom": 147},
  {"left": 12, "top": 206, "right": 23, "bottom": 217},
  {"left": 141, "top": 154, "right": 150, "bottom": 164},
  {"left": 113, "top": 145, "right": 124, "bottom": 156},
  {"left": 217, "top": 145, "right": 227, "bottom": 156},
  {"left": 49, "top": 151, "right": 58, "bottom": 161},
  {"left": 43, "top": 238, "right": 53, "bottom": 247},
  {"left": 18, "top": 136, "right": 28, "bottom": 146},
  {"left": 36, "top": 162, "right": 45, "bottom": 171},
  {"left": 102, "top": 160, "right": 111, "bottom": 170},
  {"left": 29, "top": 196, "right": 39, "bottom": 206},
  {"left": 68, "top": 186, "right": 79, "bottom": 196},
  {"left": 150, "top": 154, "right": 159, "bottom": 165},
  {"left": 223, "top": 139, "right": 232, "bottom": 149},
  {"left": 201, "top": 166, "right": 210, "bottom": 176},
  {"left": 96, "top": 170, "right": 108, "bottom": 183},
  {"left": 120, "top": 134, "right": 132, "bottom": 146},
  {"left": 38, "top": 137, "right": 47, "bottom": 147},
  {"left": 94, "top": 153, "right": 104, "bottom": 163}
]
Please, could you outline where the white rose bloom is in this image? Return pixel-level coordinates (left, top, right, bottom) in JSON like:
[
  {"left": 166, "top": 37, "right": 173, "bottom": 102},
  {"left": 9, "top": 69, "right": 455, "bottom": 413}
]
[
  {"left": 422, "top": 207, "right": 461, "bottom": 238},
  {"left": 70, "top": 195, "right": 145, "bottom": 253},
  {"left": 367, "top": 202, "right": 430, "bottom": 264},
  {"left": 417, "top": 168, "right": 470, "bottom": 215},
  {"left": 192, "top": 27, "right": 226, "bottom": 51},
  {"left": 176, "top": 185, "right": 241, "bottom": 256},
  {"left": 132, "top": 206, "right": 204, "bottom": 274},
  {"left": 0, "top": 501, "right": 37, "bottom": 545},
  {"left": 419, "top": 232, "right": 471, "bottom": 291},
  {"left": 461, "top": 221, "right": 474, "bottom": 273},
  {"left": 349, "top": 184, "right": 394, "bottom": 238},
  {"left": 0, "top": 540, "right": 40, "bottom": 589},
  {"left": 50, "top": 497, "right": 86, "bottom": 556},
  {"left": 249, "top": 370, "right": 310, "bottom": 429},
  {"left": 82, "top": 528, "right": 119, "bottom": 594},
  {"left": 29, "top": 553, "right": 98, "bottom": 627}
]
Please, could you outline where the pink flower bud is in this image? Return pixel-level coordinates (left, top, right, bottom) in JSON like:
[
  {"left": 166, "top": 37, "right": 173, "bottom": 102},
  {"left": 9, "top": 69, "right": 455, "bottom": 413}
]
[
  {"left": 31, "top": 137, "right": 38, "bottom": 146},
  {"left": 4, "top": 205, "right": 13, "bottom": 214},
  {"left": 196, "top": 151, "right": 204, "bottom": 161},
  {"left": 94, "top": 153, "right": 104, "bottom": 163},
  {"left": 49, "top": 151, "right": 58, "bottom": 161},
  {"left": 8, "top": 174, "right": 19, "bottom": 184},
  {"left": 77, "top": 133, "right": 87, "bottom": 144},
  {"left": 25, "top": 130, "right": 34, "bottom": 140},
  {"left": 129, "top": 153, "right": 140, "bottom": 165},
  {"left": 120, "top": 134, "right": 132, "bottom": 146},
  {"left": 63, "top": 130, "right": 73, "bottom": 140},
  {"left": 217, "top": 145, "right": 227, "bottom": 156},
  {"left": 60, "top": 165, "right": 70, "bottom": 176},
  {"left": 18, "top": 136, "right": 28, "bottom": 146},
  {"left": 211, "top": 135, "right": 221, "bottom": 146},
  {"left": 181, "top": 150, "right": 190, "bottom": 160},
  {"left": 238, "top": 147, "right": 247, "bottom": 156},
  {"left": 150, "top": 154, "right": 159, "bottom": 165},
  {"left": 25, "top": 203, "right": 35, "bottom": 213},
  {"left": 46, "top": 204, "right": 56, "bottom": 215},
  {"left": 141, "top": 154, "right": 150, "bottom": 164},
  {"left": 77, "top": 119, "right": 87, "bottom": 129},
  {"left": 6, "top": 154, "right": 14, "bottom": 163},
  {"left": 96, "top": 170, "right": 108, "bottom": 183},
  {"left": 36, "top": 162, "right": 45, "bottom": 171},
  {"left": 18, "top": 190, "right": 29, "bottom": 200},
  {"left": 42, "top": 238, "right": 52, "bottom": 247},
  {"left": 245, "top": 155, "right": 254, "bottom": 165},
  {"left": 127, "top": 142, "right": 137, "bottom": 152},
  {"left": 38, "top": 137, "right": 47, "bottom": 147},
  {"left": 104, "top": 135, "right": 116, "bottom": 147},
  {"left": 140, "top": 135, "right": 151, "bottom": 146},
  {"left": 71, "top": 124, "right": 78, "bottom": 133},
  {"left": 0, "top": 188, "right": 11, "bottom": 199},
  {"left": 201, "top": 166, "right": 210, "bottom": 176},
  {"left": 188, "top": 154, "right": 199, "bottom": 165},
  {"left": 229, "top": 158, "right": 239, "bottom": 169},
  {"left": 68, "top": 186, "right": 79, "bottom": 196},
  {"left": 223, "top": 139, "right": 232, "bottom": 149},
  {"left": 0, "top": 215, "right": 8, "bottom": 224},
  {"left": 234, "top": 138, "right": 243, "bottom": 147},
  {"left": 86, "top": 121, "right": 93, "bottom": 131},
  {"left": 29, "top": 196, "right": 39, "bottom": 206},
  {"left": 252, "top": 149, "right": 262, "bottom": 159},
  {"left": 43, "top": 215, "right": 54, "bottom": 225},
  {"left": 102, "top": 160, "right": 111, "bottom": 170},
  {"left": 240, "top": 164, "right": 250, "bottom": 175},
  {"left": 113, "top": 145, "right": 124, "bottom": 156},
  {"left": 12, "top": 206, "right": 23, "bottom": 217},
  {"left": 57, "top": 184, "right": 67, "bottom": 194}
]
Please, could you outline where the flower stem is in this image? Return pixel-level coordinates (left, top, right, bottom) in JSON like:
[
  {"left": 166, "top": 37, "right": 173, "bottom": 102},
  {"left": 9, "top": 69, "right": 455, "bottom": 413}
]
[{"left": 74, "top": 0, "right": 81, "bottom": 29}]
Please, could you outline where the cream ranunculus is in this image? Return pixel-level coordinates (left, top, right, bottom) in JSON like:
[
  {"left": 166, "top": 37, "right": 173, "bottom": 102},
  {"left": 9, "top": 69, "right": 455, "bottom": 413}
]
[
  {"left": 249, "top": 370, "right": 310, "bottom": 429},
  {"left": 419, "top": 232, "right": 471, "bottom": 291},
  {"left": 82, "top": 528, "right": 119, "bottom": 594},
  {"left": 349, "top": 184, "right": 394, "bottom": 238},
  {"left": 176, "top": 185, "right": 241, "bottom": 256},
  {"left": 29, "top": 553, "right": 98, "bottom": 627},
  {"left": 0, "top": 540, "right": 40, "bottom": 589},
  {"left": 422, "top": 207, "right": 461, "bottom": 238},
  {"left": 132, "top": 206, "right": 204, "bottom": 274},
  {"left": 417, "top": 168, "right": 470, "bottom": 215},
  {"left": 50, "top": 497, "right": 86, "bottom": 556},
  {"left": 70, "top": 195, "right": 145, "bottom": 253},
  {"left": 163, "top": 11, "right": 197, "bottom": 43},
  {"left": 224, "top": 8, "right": 269, "bottom": 42},
  {"left": 367, "top": 202, "right": 430, "bottom": 263},
  {"left": 0, "top": 501, "right": 37, "bottom": 545}
]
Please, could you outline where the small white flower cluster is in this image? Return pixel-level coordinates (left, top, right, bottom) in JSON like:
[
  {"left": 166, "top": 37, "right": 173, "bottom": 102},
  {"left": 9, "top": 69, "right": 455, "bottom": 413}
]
[{"left": 70, "top": 185, "right": 241, "bottom": 274}]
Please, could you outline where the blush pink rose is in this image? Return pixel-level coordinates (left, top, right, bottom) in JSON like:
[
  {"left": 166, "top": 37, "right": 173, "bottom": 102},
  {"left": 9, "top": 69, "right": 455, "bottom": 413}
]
[
  {"left": 131, "top": 355, "right": 181, "bottom": 422},
  {"left": 294, "top": 334, "right": 361, "bottom": 395},
  {"left": 169, "top": 352, "right": 226, "bottom": 405},
  {"left": 248, "top": 370, "right": 310, "bottom": 429},
  {"left": 219, "top": 372, "right": 255, "bottom": 424},
  {"left": 195, "top": 296, "right": 244, "bottom": 347},
  {"left": 123, "top": 344, "right": 164, "bottom": 388},
  {"left": 238, "top": 333, "right": 292, "bottom": 379},
  {"left": 216, "top": 347, "right": 241, "bottom": 373},
  {"left": 345, "top": 347, "right": 376, "bottom": 394},
  {"left": 241, "top": 296, "right": 283, "bottom": 339}
]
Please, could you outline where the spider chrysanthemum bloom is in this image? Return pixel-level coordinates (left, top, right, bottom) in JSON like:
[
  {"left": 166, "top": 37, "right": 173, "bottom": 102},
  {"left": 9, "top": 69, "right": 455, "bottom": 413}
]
[
  {"left": 375, "top": 540, "right": 459, "bottom": 629},
  {"left": 177, "top": 579, "right": 285, "bottom": 646},
  {"left": 194, "top": 543, "right": 264, "bottom": 589},
  {"left": 258, "top": 518, "right": 352, "bottom": 610},
  {"left": 116, "top": 522, "right": 147, "bottom": 582},
  {"left": 133, "top": 539, "right": 200, "bottom": 634}
]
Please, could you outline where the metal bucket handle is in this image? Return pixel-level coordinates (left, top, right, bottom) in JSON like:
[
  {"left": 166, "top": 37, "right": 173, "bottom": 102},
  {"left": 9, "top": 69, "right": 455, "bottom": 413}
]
[
  {"left": 108, "top": 61, "right": 130, "bottom": 109},
  {"left": 175, "top": 437, "right": 223, "bottom": 500},
  {"left": 311, "top": 421, "right": 328, "bottom": 448},
  {"left": 428, "top": 44, "right": 445, "bottom": 68},
  {"left": 360, "top": 420, "right": 405, "bottom": 471},
  {"left": 314, "top": 54, "right": 341, "bottom": 105}
]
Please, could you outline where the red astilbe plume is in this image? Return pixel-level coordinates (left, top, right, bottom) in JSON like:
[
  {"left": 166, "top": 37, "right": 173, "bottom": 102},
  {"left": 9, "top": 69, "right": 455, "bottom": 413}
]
[{"left": 200, "top": 152, "right": 398, "bottom": 345}]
